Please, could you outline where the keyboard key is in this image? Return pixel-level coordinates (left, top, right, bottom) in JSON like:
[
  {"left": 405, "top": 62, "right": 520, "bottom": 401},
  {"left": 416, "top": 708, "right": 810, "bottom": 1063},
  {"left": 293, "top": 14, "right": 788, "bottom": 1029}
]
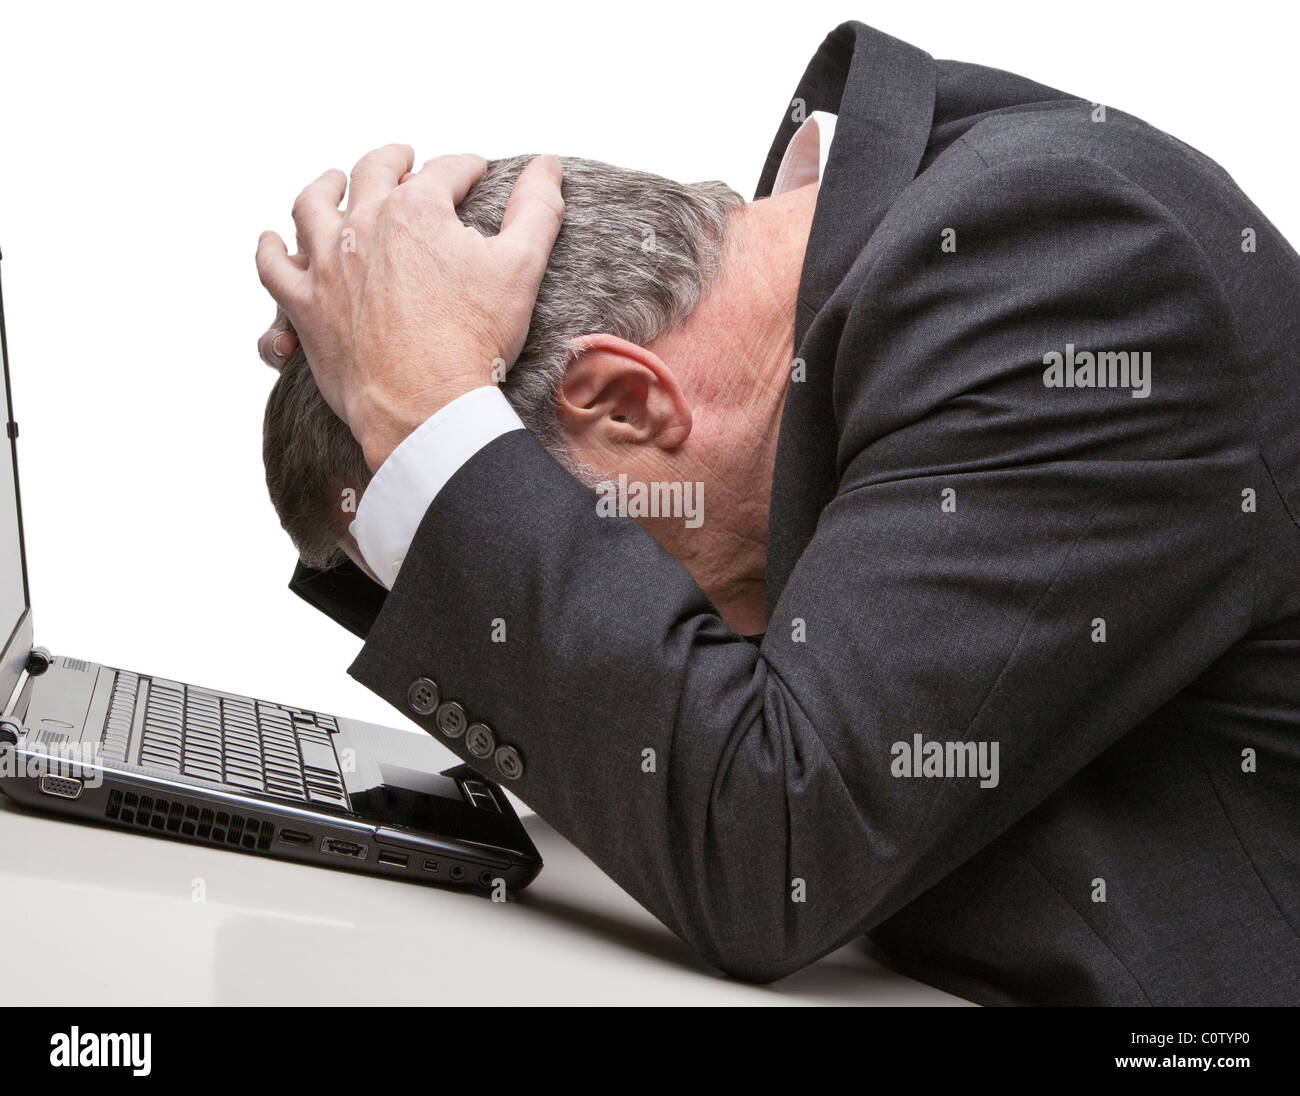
[
  {"left": 122, "top": 677, "right": 345, "bottom": 809},
  {"left": 225, "top": 772, "right": 263, "bottom": 791},
  {"left": 299, "top": 740, "right": 341, "bottom": 776}
]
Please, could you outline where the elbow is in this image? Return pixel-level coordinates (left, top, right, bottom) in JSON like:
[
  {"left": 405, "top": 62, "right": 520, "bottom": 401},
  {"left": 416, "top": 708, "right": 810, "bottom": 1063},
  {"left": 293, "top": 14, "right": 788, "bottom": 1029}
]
[
  {"left": 706, "top": 949, "right": 809, "bottom": 985},
  {"left": 685, "top": 901, "right": 846, "bottom": 985},
  {"left": 673, "top": 844, "right": 886, "bottom": 983}
]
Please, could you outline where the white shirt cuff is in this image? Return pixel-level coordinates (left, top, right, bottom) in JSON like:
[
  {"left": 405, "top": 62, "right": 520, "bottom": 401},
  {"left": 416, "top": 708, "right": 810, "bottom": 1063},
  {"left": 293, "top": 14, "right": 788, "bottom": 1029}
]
[{"left": 350, "top": 385, "right": 524, "bottom": 588}]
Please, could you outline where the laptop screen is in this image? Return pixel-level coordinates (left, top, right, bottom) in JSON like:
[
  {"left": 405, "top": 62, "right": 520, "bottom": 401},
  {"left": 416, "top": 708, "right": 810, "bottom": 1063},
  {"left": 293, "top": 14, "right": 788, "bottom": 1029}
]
[{"left": 0, "top": 255, "right": 34, "bottom": 709}]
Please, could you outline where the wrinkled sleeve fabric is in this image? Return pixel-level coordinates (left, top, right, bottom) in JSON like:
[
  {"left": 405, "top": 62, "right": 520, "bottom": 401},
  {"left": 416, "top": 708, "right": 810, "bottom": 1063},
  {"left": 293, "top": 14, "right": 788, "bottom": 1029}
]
[{"left": 348, "top": 152, "right": 1255, "bottom": 982}]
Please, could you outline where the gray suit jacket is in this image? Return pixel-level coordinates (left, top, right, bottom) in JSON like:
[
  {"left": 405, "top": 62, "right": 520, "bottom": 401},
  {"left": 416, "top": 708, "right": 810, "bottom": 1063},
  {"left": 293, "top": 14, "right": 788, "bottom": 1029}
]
[{"left": 289, "top": 22, "right": 1300, "bottom": 1005}]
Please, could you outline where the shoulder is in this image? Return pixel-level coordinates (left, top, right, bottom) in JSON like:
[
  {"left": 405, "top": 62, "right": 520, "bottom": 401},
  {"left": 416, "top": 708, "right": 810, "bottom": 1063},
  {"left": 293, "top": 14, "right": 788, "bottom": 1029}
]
[
  {"left": 924, "top": 102, "right": 1246, "bottom": 238},
  {"left": 861, "top": 104, "right": 1237, "bottom": 288}
]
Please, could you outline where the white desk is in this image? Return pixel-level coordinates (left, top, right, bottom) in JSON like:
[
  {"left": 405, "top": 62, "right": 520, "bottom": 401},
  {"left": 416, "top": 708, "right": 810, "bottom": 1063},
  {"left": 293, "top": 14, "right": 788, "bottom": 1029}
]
[{"left": 0, "top": 791, "right": 967, "bottom": 1005}]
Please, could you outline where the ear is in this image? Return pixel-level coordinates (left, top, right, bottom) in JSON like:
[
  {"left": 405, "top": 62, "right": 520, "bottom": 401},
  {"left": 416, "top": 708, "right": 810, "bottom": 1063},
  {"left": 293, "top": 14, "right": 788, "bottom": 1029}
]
[{"left": 557, "top": 333, "right": 693, "bottom": 454}]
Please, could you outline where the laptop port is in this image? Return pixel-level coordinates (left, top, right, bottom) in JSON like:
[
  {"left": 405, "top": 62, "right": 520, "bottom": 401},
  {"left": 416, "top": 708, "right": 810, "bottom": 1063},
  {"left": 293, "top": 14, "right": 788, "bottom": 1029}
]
[
  {"left": 448, "top": 864, "right": 465, "bottom": 881},
  {"left": 422, "top": 859, "right": 440, "bottom": 874},
  {"left": 278, "top": 829, "right": 312, "bottom": 847},
  {"left": 377, "top": 850, "right": 409, "bottom": 868},
  {"left": 39, "top": 775, "right": 83, "bottom": 800},
  {"left": 320, "top": 837, "right": 368, "bottom": 860}
]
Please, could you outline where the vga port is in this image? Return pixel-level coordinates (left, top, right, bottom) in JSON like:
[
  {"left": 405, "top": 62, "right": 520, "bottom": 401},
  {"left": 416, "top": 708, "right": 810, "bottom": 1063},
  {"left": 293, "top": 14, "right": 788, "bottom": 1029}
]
[{"left": 39, "top": 774, "right": 84, "bottom": 800}]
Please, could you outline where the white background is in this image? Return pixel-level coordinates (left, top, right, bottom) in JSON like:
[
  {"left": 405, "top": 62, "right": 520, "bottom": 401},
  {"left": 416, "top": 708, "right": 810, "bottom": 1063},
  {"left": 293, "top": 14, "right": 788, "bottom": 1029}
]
[{"left": 0, "top": 0, "right": 1295, "bottom": 1001}]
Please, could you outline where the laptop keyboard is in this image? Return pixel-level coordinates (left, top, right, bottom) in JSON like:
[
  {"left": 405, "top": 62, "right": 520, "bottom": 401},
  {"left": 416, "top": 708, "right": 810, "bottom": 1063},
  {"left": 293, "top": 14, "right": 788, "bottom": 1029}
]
[{"left": 100, "top": 671, "right": 350, "bottom": 810}]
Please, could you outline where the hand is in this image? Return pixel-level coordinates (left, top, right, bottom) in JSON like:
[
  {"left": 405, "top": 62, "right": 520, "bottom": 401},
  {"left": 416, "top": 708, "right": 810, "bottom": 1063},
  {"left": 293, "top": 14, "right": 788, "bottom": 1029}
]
[
  {"left": 257, "top": 306, "right": 298, "bottom": 370},
  {"left": 255, "top": 146, "right": 565, "bottom": 469}
]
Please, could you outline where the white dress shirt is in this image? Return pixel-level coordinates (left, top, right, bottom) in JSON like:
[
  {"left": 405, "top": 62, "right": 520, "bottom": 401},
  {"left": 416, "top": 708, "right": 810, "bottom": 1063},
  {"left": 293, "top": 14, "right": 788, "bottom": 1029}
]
[{"left": 351, "top": 112, "right": 838, "bottom": 588}]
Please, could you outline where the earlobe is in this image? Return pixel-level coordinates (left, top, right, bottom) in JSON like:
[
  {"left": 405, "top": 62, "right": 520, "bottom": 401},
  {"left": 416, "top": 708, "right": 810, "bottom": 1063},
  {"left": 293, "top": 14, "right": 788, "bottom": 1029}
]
[{"left": 558, "top": 333, "right": 693, "bottom": 451}]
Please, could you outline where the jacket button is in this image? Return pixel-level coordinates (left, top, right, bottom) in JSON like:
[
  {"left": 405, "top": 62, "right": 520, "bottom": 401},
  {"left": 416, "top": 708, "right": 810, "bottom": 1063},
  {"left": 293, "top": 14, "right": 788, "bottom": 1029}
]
[
  {"left": 435, "top": 701, "right": 468, "bottom": 739},
  {"left": 465, "top": 722, "right": 496, "bottom": 759},
  {"left": 406, "top": 678, "right": 439, "bottom": 716},
  {"left": 494, "top": 745, "right": 524, "bottom": 781}
]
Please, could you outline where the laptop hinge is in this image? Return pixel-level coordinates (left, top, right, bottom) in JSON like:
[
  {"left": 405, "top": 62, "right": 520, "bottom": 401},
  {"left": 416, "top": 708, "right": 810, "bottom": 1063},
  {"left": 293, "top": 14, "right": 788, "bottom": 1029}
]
[{"left": 25, "top": 645, "right": 51, "bottom": 675}]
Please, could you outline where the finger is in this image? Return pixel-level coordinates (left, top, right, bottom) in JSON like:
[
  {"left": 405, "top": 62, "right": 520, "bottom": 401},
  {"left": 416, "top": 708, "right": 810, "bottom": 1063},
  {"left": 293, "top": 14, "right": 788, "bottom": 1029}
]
[
  {"left": 257, "top": 309, "right": 298, "bottom": 371},
  {"left": 405, "top": 153, "right": 488, "bottom": 207},
  {"left": 255, "top": 230, "right": 301, "bottom": 304},
  {"left": 291, "top": 168, "right": 346, "bottom": 256},
  {"left": 496, "top": 154, "right": 565, "bottom": 282},
  {"left": 347, "top": 143, "right": 414, "bottom": 211}
]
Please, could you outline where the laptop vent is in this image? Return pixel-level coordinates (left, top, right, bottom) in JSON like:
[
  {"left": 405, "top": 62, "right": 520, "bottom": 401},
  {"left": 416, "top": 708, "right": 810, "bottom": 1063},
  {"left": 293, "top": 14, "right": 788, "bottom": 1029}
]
[
  {"left": 105, "top": 789, "right": 274, "bottom": 851},
  {"left": 61, "top": 658, "right": 91, "bottom": 672},
  {"left": 34, "top": 729, "right": 71, "bottom": 745}
]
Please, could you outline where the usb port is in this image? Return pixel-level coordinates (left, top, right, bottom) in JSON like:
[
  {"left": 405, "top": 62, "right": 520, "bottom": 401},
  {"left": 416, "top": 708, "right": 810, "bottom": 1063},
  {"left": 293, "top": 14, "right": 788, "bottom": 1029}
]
[
  {"left": 377, "top": 850, "right": 409, "bottom": 868},
  {"left": 320, "top": 837, "right": 368, "bottom": 859},
  {"left": 279, "top": 829, "right": 312, "bottom": 847}
]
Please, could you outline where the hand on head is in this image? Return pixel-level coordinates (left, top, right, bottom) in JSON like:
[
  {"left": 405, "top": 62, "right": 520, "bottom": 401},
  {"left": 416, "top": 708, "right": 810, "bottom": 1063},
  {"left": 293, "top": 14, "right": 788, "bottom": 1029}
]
[{"left": 255, "top": 146, "right": 565, "bottom": 470}]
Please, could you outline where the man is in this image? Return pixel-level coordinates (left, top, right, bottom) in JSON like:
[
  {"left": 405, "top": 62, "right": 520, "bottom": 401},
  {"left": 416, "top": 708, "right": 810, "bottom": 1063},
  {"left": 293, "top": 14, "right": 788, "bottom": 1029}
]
[{"left": 255, "top": 22, "right": 1300, "bottom": 1005}]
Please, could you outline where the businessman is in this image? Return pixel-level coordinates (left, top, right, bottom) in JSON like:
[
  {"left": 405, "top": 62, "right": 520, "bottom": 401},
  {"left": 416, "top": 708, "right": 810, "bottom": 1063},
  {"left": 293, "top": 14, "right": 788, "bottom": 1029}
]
[{"left": 254, "top": 22, "right": 1300, "bottom": 1005}]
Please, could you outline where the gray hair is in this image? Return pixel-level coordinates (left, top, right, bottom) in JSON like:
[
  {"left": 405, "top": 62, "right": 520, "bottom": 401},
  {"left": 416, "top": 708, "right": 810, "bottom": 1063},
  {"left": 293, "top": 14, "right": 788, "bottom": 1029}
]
[{"left": 264, "top": 154, "right": 743, "bottom": 571}]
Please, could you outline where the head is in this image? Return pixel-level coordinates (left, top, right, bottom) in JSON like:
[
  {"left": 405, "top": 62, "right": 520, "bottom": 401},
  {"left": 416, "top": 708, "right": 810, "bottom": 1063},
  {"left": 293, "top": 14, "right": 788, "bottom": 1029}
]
[{"left": 264, "top": 154, "right": 816, "bottom": 632}]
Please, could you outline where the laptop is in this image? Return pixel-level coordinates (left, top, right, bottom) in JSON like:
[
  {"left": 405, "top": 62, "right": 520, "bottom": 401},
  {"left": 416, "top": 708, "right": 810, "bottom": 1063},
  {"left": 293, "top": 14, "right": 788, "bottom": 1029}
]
[{"left": 0, "top": 251, "right": 542, "bottom": 891}]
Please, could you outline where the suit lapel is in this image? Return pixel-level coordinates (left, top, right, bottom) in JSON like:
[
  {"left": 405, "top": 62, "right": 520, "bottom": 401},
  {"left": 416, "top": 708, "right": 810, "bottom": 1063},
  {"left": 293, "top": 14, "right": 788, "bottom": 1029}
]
[{"left": 758, "top": 21, "right": 937, "bottom": 619}]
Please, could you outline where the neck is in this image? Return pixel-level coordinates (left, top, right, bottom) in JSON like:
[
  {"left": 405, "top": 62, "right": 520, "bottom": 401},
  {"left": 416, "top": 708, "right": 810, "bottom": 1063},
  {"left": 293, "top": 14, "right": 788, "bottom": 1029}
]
[{"left": 651, "top": 183, "right": 818, "bottom": 635}]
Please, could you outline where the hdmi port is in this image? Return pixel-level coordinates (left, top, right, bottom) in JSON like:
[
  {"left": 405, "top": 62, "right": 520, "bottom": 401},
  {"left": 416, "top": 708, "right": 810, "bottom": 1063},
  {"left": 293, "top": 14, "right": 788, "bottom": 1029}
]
[{"left": 279, "top": 829, "right": 312, "bottom": 847}]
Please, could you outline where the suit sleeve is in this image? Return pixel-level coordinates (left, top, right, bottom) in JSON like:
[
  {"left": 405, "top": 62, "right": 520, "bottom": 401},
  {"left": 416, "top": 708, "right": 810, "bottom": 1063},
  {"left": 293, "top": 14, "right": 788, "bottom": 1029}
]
[{"left": 347, "top": 153, "right": 1256, "bottom": 981}]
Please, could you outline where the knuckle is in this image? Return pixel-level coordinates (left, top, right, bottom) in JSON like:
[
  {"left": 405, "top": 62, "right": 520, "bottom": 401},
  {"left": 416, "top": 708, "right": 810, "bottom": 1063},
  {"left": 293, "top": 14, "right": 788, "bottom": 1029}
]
[
  {"left": 384, "top": 186, "right": 422, "bottom": 218},
  {"left": 500, "top": 238, "right": 534, "bottom": 269},
  {"left": 357, "top": 143, "right": 407, "bottom": 169},
  {"left": 291, "top": 187, "right": 313, "bottom": 220}
]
